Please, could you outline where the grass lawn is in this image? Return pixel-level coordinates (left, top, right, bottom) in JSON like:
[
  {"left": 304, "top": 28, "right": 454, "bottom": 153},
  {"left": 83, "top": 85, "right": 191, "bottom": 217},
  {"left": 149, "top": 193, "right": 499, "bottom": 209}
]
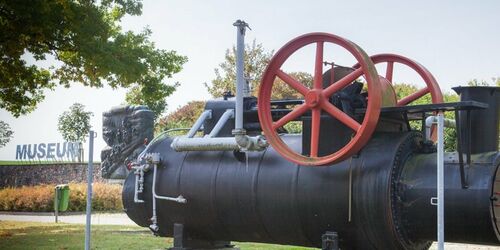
[{"left": 0, "top": 221, "right": 314, "bottom": 250}]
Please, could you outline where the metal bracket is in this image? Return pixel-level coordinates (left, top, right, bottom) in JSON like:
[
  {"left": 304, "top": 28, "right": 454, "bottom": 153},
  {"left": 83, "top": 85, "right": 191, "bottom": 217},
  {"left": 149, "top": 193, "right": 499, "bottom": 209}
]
[
  {"left": 233, "top": 19, "right": 251, "bottom": 35},
  {"left": 169, "top": 223, "right": 236, "bottom": 250},
  {"left": 454, "top": 109, "right": 469, "bottom": 189},
  {"left": 322, "top": 231, "right": 339, "bottom": 250},
  {"left": 430, "top": 197, "right": 438, "bottom": 206}
]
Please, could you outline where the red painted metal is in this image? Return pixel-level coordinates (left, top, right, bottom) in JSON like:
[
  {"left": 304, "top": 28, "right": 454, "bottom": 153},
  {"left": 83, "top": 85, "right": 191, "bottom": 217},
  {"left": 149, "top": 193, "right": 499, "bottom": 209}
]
[
  {"left": 354, "top": 53, "right": 444, "bottom": 106},
  {"left": 386, "top": 61, "right": 394, "bottom": 82},
  {"left": 354, "top": 53, "right": 444, "bottom": 140},
  {"left": 258, "top": 32, "right": 382, "bottom": 166},
  {"left": 398, "top": 87, "right": 430, "bottom": 106},
  {"left": 314, "top": 42, "right": 324, "bottom": 90},
  {"left": 378, "top": 76, "right": 398, "bottom": 107}
]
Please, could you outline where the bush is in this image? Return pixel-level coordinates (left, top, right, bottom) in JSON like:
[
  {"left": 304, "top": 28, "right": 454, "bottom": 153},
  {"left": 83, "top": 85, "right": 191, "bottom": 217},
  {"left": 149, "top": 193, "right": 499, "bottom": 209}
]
[
  {"left": 155, "top": 101, "right": 206, "bottom": 135},
  {"left": 0, "top": 183, "right": 123, "bottom": 212}
]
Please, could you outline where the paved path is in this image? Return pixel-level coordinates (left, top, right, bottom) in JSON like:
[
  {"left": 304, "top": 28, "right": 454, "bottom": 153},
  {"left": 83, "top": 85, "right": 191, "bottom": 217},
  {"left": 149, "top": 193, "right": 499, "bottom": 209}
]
[
  {"left": 1, "top": 213, "right": 499, "bottom": 249},
  {"left": 0, "top": 212, "right": 136, "bottom": 225}
]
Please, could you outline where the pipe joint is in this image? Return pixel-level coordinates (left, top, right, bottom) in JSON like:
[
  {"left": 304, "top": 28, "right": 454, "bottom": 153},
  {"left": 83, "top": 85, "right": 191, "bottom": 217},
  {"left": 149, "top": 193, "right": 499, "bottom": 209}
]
[{"left": 233, "top": 129, "right": 268, "bottom": 151}]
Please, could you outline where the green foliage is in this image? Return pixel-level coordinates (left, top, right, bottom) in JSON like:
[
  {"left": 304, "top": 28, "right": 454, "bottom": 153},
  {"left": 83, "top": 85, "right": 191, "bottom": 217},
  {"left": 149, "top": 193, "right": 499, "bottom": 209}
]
[
  {"left": 467, "top": 77, "right": 500, "bottom": 87},
  {"left": 283, "top": 121, "right": 302, "bottom": 134},
  {"left": 0, "top": 121, "right": 13, "bottom": 148},
  {"left": 467, "top": 79, "right": 490, "bottom": 86},
  {"left": 156, "top": 101, "right": 206, "bottom": 134},
  {"left": 269, "top": 72, "right": 313, "bottom": 99},
  {"left": 57, "top": 103, "right": 93, "bottom": 143},
  {"left": 125, "top": 80, "right": 178, "bottom": 118},
  {"left": 204, "top": 40, "right": 313, "bottom": 99},
  {"left": 204, "top": 40, "right": 274, "bottom": 97},
  {"left": 393, "top": 83, "right": 459, "bottom": 151},
  {"left": 0, "top": 0, "right": 187, "bottom": 117}
]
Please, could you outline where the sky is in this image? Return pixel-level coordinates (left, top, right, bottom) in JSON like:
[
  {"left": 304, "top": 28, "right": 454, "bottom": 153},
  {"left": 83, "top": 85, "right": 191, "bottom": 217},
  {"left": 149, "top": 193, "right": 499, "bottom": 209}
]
[{"left": 0, "top": 0, "right": 499, "bottom": 160}]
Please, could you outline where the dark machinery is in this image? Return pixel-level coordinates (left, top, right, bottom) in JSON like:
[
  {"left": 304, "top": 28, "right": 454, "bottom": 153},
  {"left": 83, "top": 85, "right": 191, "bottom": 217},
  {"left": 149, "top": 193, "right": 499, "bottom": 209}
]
[{"left": 122, "top": 23, "right": 500, "bottom": 250}]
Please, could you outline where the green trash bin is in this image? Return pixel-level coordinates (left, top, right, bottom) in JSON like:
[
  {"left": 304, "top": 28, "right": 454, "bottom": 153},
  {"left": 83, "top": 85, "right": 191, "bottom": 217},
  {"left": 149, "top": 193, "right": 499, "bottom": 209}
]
[{"left": 54, "top": 184, "right": 70, "bottom": 212}]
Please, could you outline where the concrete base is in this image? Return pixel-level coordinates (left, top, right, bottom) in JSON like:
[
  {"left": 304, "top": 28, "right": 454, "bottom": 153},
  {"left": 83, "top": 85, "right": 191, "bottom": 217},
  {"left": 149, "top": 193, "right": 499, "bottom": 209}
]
[{"left": 169, "top": 248, "right": 239, "bottom": 250}]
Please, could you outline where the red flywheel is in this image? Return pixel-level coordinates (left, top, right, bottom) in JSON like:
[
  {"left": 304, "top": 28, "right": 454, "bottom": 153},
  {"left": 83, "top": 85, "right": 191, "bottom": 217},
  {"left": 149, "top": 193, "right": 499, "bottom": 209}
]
[
  {"left": 257, "top": 33, "right": 382, "bottom": 166},
  {"left": 354, "top": 54, "right": 444, "bottom": 140},
  {"left": 354, "top": 53, "right": 443, "bottom": 106}
]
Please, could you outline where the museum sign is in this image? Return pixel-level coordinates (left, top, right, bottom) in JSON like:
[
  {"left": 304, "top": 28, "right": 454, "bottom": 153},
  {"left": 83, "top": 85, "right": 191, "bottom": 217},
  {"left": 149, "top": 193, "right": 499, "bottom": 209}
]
[{"left": 15, "top": 142, "right": 81, "bottom": 161}]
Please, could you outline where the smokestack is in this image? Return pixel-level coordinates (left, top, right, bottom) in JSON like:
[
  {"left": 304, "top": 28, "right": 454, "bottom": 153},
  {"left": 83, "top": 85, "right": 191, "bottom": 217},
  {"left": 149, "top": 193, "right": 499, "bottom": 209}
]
[{"left": 452, "top": 86, "right": 500, "bottom": 154}]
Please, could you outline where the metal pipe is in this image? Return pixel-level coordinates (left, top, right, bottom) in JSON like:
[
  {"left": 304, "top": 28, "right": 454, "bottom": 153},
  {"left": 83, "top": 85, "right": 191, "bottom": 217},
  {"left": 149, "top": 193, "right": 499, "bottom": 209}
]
[
  {"left": 134, "top": 173, "right": 141, "bottom": 202},
  {"left": 152, "top": 163, "right": 186, "bottom": 203},
  {"left": 150, "top": 161, "right": 158, "bottom": 232},
  {"left": 172, "top": 135, "right": 267, "bottom": 152},
  {"left": 85, "top": 131, "right": 94, "bottom": 250},
  {"left": 149, "top": 153, "right": 186, "bottom": 233},
  {"left": 208, "top": 109, "right": 234, "bottom": 138},
  {"left": 233, "top": 20, "right": 248, "bottom": 132},
  {"left": 425, "top": 116, "right": 455, "bottom": 141},
  {"left": 171, "top": 137, "right": 240, "bottom": 151},
  {"left": 133, "top": 165, "right": 145, "bottom": 203},
  {"left": 436, "top": 112, "right": 445, "bottom": 250},
  {"left": 187, "top": 110, "right": 212, "bottom": 138},
  {"left": 234, "top": 133, "right": 268, "bottom": 151}
]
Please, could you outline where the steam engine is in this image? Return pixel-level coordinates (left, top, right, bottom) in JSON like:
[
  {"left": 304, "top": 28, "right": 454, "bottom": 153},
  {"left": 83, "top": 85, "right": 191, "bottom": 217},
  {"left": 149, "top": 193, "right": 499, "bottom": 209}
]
[{"left": 122, "top": 23, "right": 500, "bottom": 250}]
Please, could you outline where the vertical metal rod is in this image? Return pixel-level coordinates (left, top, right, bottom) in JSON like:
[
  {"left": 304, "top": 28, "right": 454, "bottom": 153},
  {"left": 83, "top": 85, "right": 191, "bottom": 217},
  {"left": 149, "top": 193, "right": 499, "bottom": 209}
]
[
  {"left": 85, "top": 130, "right": 94, "bottom": 250},
  {"left": 348, "top": 159, "right": 353, "bottom": 222},
  {"left": 455, "top": 110, "right": 467, "bottom": 188},
  {"left": 233, "top": 20, "right": 248, "bottom": 131},
  {"left": 466, "top": 110, "right": 472, "bottom": 166},
  {"left": 436, "top": 112, "right": 445, "bottom": 250},
  {"left": 151, "top": 162, "right": 158, "bottom": 230},
  {"left": 54, "top": 187, "right": 59, "bottom": 223}
]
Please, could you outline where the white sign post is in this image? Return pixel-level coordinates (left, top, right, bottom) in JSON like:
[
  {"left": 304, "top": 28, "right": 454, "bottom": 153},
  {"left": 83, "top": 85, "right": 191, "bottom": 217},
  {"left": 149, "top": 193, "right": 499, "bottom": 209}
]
[{"left": 84, "top": 131, "right": 95, "bottom": 250}]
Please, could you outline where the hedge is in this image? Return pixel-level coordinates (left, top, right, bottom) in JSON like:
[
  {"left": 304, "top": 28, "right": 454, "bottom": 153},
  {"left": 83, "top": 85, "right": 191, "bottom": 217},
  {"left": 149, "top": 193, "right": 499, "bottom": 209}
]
[{"left": 0, "top": 183, "right": 123, "bottom": 212}]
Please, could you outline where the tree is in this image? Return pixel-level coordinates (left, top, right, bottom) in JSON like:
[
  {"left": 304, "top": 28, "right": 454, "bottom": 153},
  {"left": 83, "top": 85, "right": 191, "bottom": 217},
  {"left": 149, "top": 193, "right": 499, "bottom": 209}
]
[
  {"left": 156, "top": 101, "right": 206, "bottom": 134},
  {"left": 393, "top": 83, "right": 459, "bottom": 151},
  {"left": 58, "top": 103, "right": 93, "bottom": 143},
  {"left": 204, "top": 40, "right": 273, "bottom": 97},
  {"left": 0, "top": 0, "right": 187, "bottom": 117},
  {"left": 0, "top": 121, "right": 13, "bottom": 148},
  {"left": 467, "top": 78, "right": 500, "bottom": 87},
  {"left": 261, "top": 71, "right": 313, "bottom": 99},
  {"left": 204, "top": 40, "right": 313, "bottom": 99},
  {"left": 125, "top": 80, "right": 178, "bottom": 118},
  {"left": 467, "top": 79, "right": 490, "bottom": 86}
]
